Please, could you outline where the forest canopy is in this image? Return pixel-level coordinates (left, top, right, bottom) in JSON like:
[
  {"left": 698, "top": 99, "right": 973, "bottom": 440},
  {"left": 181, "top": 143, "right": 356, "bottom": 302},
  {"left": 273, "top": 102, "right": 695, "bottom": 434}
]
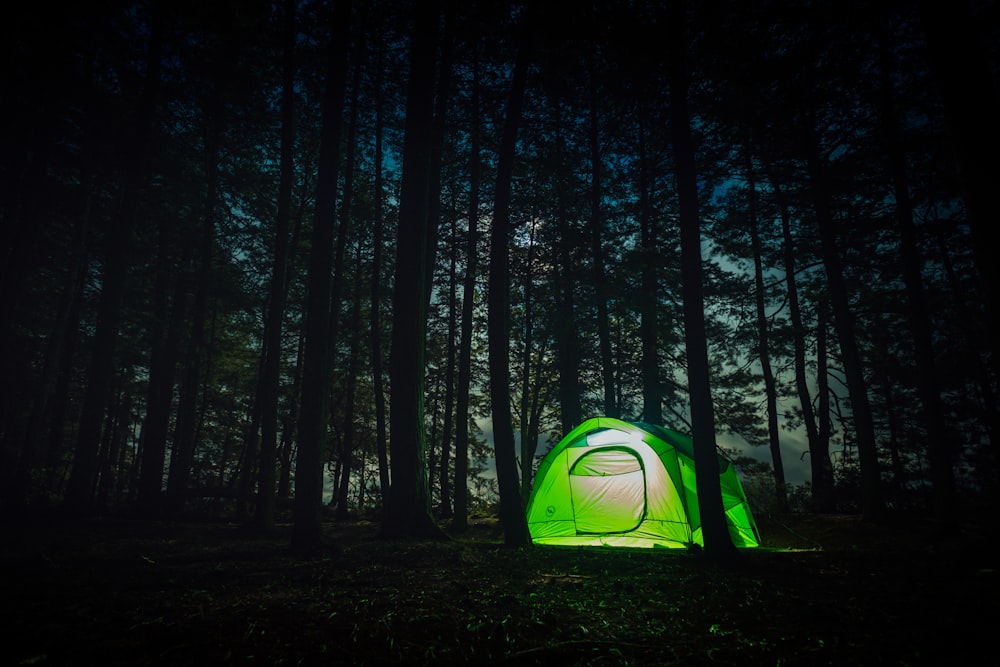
[{"left": 1, "top": 0, "right": 997, "bottom": 547}]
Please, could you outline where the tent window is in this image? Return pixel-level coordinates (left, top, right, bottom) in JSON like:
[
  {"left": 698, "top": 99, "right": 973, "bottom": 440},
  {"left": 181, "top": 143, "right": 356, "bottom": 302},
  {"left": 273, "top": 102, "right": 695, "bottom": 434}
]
[{"left": 570, "top": 447, "right": 643, "bottom": 476}]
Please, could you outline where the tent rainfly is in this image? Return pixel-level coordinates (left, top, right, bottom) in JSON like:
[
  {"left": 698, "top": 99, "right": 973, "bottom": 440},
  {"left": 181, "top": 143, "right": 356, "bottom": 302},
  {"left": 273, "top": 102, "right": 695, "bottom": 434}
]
[{"left": 526, "top": 417, "right": 760, "bottom": 549}]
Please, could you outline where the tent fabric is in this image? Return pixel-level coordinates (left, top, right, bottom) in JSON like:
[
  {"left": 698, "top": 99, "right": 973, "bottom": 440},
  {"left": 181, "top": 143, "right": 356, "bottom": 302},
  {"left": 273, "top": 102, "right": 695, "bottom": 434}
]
[{"left": 526, "top": 417, "right": 760, "bottom": 549}]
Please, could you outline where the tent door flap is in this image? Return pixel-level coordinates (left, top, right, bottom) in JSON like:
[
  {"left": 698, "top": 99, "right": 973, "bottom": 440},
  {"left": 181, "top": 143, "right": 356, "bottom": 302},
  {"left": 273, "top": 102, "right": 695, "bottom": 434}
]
[{"left": 568, "top": 447, "right": 646, "bottom": 534}]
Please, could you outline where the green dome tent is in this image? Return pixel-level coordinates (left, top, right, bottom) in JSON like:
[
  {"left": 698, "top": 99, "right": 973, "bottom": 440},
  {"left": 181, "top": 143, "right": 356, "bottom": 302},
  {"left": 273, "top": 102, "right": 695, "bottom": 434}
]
[{"left": 526, "top": 417, "right": 760, "bottom": 549}]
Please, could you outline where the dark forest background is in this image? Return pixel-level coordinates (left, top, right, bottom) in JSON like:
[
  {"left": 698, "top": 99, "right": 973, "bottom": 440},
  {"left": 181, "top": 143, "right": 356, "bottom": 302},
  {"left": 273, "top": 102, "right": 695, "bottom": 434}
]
[{"left": 2, "top": 0, "right": 997, "bottom": 553}]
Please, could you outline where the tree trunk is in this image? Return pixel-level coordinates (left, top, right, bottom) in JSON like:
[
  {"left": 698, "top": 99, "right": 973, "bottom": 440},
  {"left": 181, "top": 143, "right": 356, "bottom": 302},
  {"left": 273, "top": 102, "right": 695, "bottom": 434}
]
[
  {"left": 10, "top": 203, "right": 89, "bottom": 508},
  {"left": 551, "top": 104, "right": 583, "bottom": 435},
  {"left": 518, "top": 218, "right": 538, "bottom": 505},
  {"left": 136, "top": 216, "right": 188, "bottom": 518},
  {"left": 918, "top": 0, "right": 1000, "bottom": 374},
  {"left": 637, "top": 114, "right": 661, "bottom": 425},
  {"left": 770, "top": 174, "right": 833, "bottom": 511},
  {"left": 64, "top": 7, "right": 161, "bottom": 514},
  {"left": 588, "top": 68, "right": 617, "bottom": 420},
  {"left": 438, "top": 230, "right": 458, "bottom": 518},
  {"left": 369, "top": 36, "right": 390, "bottom": 510},
  {"left": 451, "top": 54, "right": 481, "bottom": 532},
  {"left": 164, "top": 93, "right": 222, "bottom": 519},
  {"left": 487, "top": 7, "right": 533, "bottom": 547},
  {"left": 381, "top": 0, "right": 445, "bottom": 541},
  {"left": 816, "top": 299, "right": 833, "bottom": 489},
  {"left": 336, "top": 246, "right": 364, "bottom": 520},
  {"left": 746, "top": 139, "right": 788, "bottom": 513},
  {"left": 293, "top": 0, "right": 352, "bottom": 555},
  {"left": 236, "top": 358, "right": 263, "bottom": 521},
  {"left": 521, "top": 335, "right": 547, "bottom": 505},
  {"left": 45, "top": 273, "right": 85, "bottom": 496},
  {"left": 877, "top": 22, "right": 954, "bottom": 522},
  {"left": 255, "top": 0, "right": 297, "bottom": 532},
  {"left": 328, "top": 18, "right": 368, "bottom": 520},
  {"left": 422, "top": 0, "right": 454, "bottom": 312},
  {"left": 665, "top": 0, "right": 736, "bottom": 560},
  {"left": 279, "top": 327, "right": 305, "bottom": 501},
  {"left": 801, "top": 115, "right": 884, "bottom": 522}
]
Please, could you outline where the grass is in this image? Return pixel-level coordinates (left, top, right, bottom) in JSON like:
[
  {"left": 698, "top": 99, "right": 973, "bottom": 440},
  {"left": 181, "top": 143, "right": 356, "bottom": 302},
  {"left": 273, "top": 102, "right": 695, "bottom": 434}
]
[{"left": 2, "top": 510, "right": 995, "bottom": 665}]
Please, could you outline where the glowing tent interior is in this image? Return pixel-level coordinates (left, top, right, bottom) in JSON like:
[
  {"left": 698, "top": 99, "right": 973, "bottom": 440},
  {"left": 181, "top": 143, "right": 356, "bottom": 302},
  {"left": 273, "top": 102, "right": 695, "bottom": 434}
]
[{"left": 526, "top": 417, "right": 760, "bottom": 548}]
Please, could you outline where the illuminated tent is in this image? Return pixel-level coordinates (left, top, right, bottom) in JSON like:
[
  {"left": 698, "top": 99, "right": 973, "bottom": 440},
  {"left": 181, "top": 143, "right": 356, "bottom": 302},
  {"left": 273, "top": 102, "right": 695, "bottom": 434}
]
[{"left": 526, "top": 417, "right": 760, "bottom": 549}]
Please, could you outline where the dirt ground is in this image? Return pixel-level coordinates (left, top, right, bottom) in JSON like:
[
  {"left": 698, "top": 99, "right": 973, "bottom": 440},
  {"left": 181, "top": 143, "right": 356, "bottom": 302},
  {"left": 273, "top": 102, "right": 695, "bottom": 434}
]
[{"left": 2, "top": 510, "right": 995, "bottom": 665}]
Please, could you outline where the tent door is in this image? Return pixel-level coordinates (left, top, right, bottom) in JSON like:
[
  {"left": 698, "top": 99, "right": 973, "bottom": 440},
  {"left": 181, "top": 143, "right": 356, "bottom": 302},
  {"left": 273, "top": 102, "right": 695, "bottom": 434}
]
[{"left": 568, "top": 447, "right": 646, "bottom": 534}]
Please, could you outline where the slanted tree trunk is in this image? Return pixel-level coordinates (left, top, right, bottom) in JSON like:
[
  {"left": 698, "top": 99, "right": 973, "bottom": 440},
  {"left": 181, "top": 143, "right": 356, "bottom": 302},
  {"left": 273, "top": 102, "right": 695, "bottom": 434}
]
[
  {"left": 487, "top": 6, "right": 533, "bottom": 547},
  {"left": 381, "top": 0, "right": 445, "bottom": 541},
  {"left": 293, "top": 0, "right": 352, "bottom": 555},
  {"left": 665, "top": 0, "right": 736, "bottom": 560},
  {"left": 746, "top": 139, "right": 788, "bottom": 514},
  {"left": 801, "top": 114, "right": 884, "bottom": 522},
  {"left": 770, "top": 173, "right": 833, "bottom": 511}
]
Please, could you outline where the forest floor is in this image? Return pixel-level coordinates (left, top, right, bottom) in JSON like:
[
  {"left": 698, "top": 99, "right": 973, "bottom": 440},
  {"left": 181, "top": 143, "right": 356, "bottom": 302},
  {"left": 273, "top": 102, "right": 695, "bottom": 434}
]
[{"left": 1, "top": 508, "right": 996, "bottom": 666}]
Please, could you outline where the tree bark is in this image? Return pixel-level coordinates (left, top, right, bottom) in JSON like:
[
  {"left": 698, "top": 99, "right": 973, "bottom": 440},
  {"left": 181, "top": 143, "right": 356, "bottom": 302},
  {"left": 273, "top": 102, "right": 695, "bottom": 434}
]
[
  {"left": 637, "top": 114, "right": 661, "bottom": 425},
  {"left": 451, "top": 54, "right": 481, "bottom": 532},
  {"left": 551, "top": 103, "right": 583, "bottom": 435},
  {"left": 10, "top": 201, "right": 89, "bottom": 508},
  {"left": 877, "top": 21, "right": 954, "bottom": 522},
  {"left": 746, "top": 139, "right": 788, "bottom": 513},
  {"left": 588, "top": 66, "right": 617, "bottom": 420},
  {"left": 770, "top": 173, "right": 833, "bottom": 511},
  {"left": 370, "top": 41, "right": 391, "bottom": 511},
  {"left": 518, "top": 218, "right": 538, "bottom": 505},
  {"left": 293, "top": 0, "right": 352, "bottom": 555},
  {"left": 487, "top": 6, "right": 533, "bottom": 547},
  {"left": 255, "top": 0, "right": 297, "bottom": 532},
  {"left": 665, "top": 0, "right": 736, "bottom": 560},
  {"left": 136, "top": 215, "right": 188, "bottom": 518},
  {"left": 802, "top": 116, "right": 884, "bottom": 522},
  {"left": 64, "top": 6, "right": 161, "bottom": 514},
  {"left": 335, "top": 246, "right": 364, "bottom": 519},
  {"left": 164, "top": 91, "right": 222, "bottom": 519},
  {"left": 438, "top": 229, "right": 458, "bottom": 518},
  {"left": 918, "top": 0, "right": 999, "bottom": 373},
  {"left": 422, "top": 0, "right": 454, "bottom": 312},
  {"left": 381, "top": 0, "right": 446, "bottom": 540}
]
